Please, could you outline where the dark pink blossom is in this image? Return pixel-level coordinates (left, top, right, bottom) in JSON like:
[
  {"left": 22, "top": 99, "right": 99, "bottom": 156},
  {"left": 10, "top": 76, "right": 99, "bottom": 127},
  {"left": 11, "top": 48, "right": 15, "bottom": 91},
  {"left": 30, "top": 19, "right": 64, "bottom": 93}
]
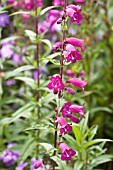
[
  {"left": 64, "top": 44, "right": 82, "bottom": 63},
  {"left": 52, "top": 0, "right": 64, "bottom": 6},
  {"left": 48, "top": 74, "right": 64, "bottom": 94},
  {"left": 21, "top": 13, "right": 30, "bottom": 22},
  {"left": 74, "top": 0, "right": 86, "bottom": 5},
  {"left": 24, "top": 0, "right": 34, "bottom": 10},
  {"left": 60, "top": 102, "right": 72, "bottom": 118},
  {"left": 70, "top": 103, "right": 85, "bottom": 117},
  {"left": 65, "top": 37, "right": 84, "bottom": 51},
  {"left": 65, "top": 70, "right": 75, "bottom": 77},
  {"left": 66, "top": 78, "right": 87, "bottom": 94},
  {"left": 66, "top": 5, "right": 82, "bottom": 25},
  {"left": 65, "top": 87, "right": 75, "bottom": 95},
  {"left": 8, "top": 0, "right": 14, "bottom": 4},
  {"left": 70, "top": 115, "right": 80, "bottom": 123},
  {"left": 59, "top": 143, "right": 76, "bottom": 161},
  {"left": 52, "top": 42, "right": 62, "bottom": 52},
  {"left": 57, "top": 117, "right": 72, "bottom": 135}
]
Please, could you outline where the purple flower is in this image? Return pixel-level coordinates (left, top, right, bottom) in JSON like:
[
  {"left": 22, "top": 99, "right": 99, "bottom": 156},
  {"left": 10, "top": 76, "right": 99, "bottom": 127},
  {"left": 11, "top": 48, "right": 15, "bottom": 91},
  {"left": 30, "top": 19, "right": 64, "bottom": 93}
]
[
  {"left": 16, "top": 161, "right": 28, "bottom": 170},
  {"left": 30, "top": 158, "right": 49, "bottom": 170},
  {"left": 65, "top": 70, "right": 75, "bottom": 77},
  {"left": 48, "top": 74, "right": 64, "bottom": 94},
  {"left": 7, "top": 143, "right": 16, "bottom": 148},
  {"left": 65, "top": 37, "right": 84, "bottom": 51},
  {"left": 66, "top": 5, "right": 82, "bottom": 25},
  {"left": 64, "top": 44, "right": 82, "bottom": 63},
  {"left": 0, "top": 13, "right": 10, "bottom": 27},
  {"left": 60, "top": 102, "right": 72, "bottom": 118},
  {"left": 66, "top": 78, "right": 87, "bottom": 94},
  {"left": 0, "top": 150, "right": 20, "bottom": 167},
  {"left": 79, "top": 70, "right": 85, "bottom": 79},
  {"left": 34, "top": 160, "right": 43, "bottom": 169},
  {"left": 57, "top": 116, "right": 72, "bottom": 135},
  {"left": 0, "top": 42, "right": 14, "bottom": 59},
  {"left": 59, "top": 143, "right": 76, "bottom": 161}
]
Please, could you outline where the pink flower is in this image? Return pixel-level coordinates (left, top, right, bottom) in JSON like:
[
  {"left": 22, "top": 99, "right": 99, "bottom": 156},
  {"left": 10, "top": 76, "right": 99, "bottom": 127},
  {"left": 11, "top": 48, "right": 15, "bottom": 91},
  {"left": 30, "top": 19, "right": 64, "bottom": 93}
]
[
  {"left": 59, "top": 143, "right": 76, "bottom": 161},
  {"left": 65, "top": 87, "right": 75, "bottom": 95},
  {"left": 52, "top": 0, "right": 64, "bottom": 6},
  {"left": 70, "top": 115, "right": 80, "bottom": 123},
  {"left": 65, "top": 37, "right": 84, "bottom": 51},
  {"left": 52, "top": 42, "right": 62, "bottom": 52},
  {"left": 65, "top": 70, "right": 75, "bottom": 77},
  {"left": 60, "top": 102, "right": 72, "bottom": 118},
  {"left": 74, "top": 0, "right": 86, "bottom": 5},
  {"left": 21, "top": 13, "right": 30, "bottom": 22},
  {"left": 24, "top": 0, "right": 34, "bottom": 10},
  {"left": 64, "top": 44, "right": 82, "bottom": 63},
  {"left": 57, "top": 117, "right": 72, "bottom": 135},
  {"left": 79, "top": 70, "right": 85, "bottom": 79},
  {"left": 48, "top": 74, "right": 64, "bottom": 94},
  {"left": 66, "top": 78, "right": 87, "bottom": 94},
  {"left": 70, "top": 103, "right": 85, "bottom": 117},
  {"left": 66, "top": 5, "right": 82, "bottom": 25},
  {"left": 34, "top": 159, "right": 43, "bottom": 169},
  {"left": 8, "top": 0, "right": 14, "bottom": 4}
]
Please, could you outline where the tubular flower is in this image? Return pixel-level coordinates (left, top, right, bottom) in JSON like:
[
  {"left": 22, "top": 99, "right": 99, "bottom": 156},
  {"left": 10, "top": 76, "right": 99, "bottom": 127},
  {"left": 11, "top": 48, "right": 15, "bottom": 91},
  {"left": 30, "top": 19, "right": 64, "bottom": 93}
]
[
  {"left": 64, "top": 44, "right": 82, "bottom": 63},
  {"left": 52, "top": 42, "right": 62, "bottom": 52},
  {"left": 65, "top": 69, "right": 75, "bottom": 77},
  {"left": 57, "top": 117, "right": 72, "bottom": 135},
  {"left": 65, "top": 37, "right": 84, "bottom": 51},
  {"left": 66, "top": 78, "right": 87, "bottom": 94},
  {"left": 70, "top": 103, "right": 85, "bottom": 117},
  {"left": 59, "top": 143, "right": 76, "bottom": 161},
  {"left": 70, "top": 115, "right": 80, "bottom": 123},
  {"left": 48, "top": 74, "right": 64, "bottom": 94},
  {"left": 60, "top": 102, "right": 72, "bottom": 118},
  {"left": 66, "top": 5, "right": 82, "bottom": 25},
  {"left": 65, "top": 87, "right": 75, "bottom": 95},
  {"left": 34, "top": 159, "right": 43, "bottom": 169}
]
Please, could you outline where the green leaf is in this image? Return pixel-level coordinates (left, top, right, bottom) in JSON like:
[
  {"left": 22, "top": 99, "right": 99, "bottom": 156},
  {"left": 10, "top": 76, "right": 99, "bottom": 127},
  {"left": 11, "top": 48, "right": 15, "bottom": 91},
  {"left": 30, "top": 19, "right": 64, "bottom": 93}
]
[
  {"left": 39, "top": 143, "right": 53, "bottom": 152},
  {"left": 25, "top": 30, "right": 36, "bottom": 43},
  {"left": 41, "top": 39, "right": 52, "bottom": 51},
  {"left": 15, "top": 77, "right": 37, "bottom": 89},
  {"left": 51, "top": 156, "right": 73, "bottom": 170},
  {"left": 19, "top": 137, "right": 37, "bottom": 162},
  {"left": 40, "top": 6, "right": 56, "bottom": 16},
  {"left": 74, "top": 161, "right": 84, "bottom": 170},
  {"left": 5, "top": 65, "right": 35, "bottom": 79},
  {"left": 91, "top": 107, "right": 112, "bottom": 114},
  {"left": 10, "top": 11, "right": 30, "bottom": 16},
  {"left": 72, "top": 126, "right": 83, "bottom": 146},
  {"left": 92, "top": 154, "right": 113, "bottom": 167},
  {"left": 81, "top": 139, "right": 112, "bottom": 150},
  {"left": 9, "top": 102, "right": 35, "bottom": 123}
]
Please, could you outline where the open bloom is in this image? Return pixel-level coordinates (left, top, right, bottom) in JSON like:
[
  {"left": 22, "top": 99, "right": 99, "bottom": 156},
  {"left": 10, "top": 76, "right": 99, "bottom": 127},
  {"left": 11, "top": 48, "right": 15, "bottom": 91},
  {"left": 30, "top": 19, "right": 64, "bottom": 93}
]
[
  {"left": 66, "top": 5, "right": 82, "bottom": 25},
  {"left": 0, "top": 13, "right": 10, "bottom": 27},
  {"left": 24, "top": 0, "right": 34, "bottom": 10},
  {"left": 70, "top": 103, "right": 85, "bottom": 117},
  {"left": 52, "top": 42, "right": 62, "bottom": 52},
  {"left": 65, "top": 37, "right": 84, "bottom": 51},
  {"left": 59, "top": 143, "right": 76, "bottom": 160},
  {"left": 57, "top": 117, "right": 72, "bottom": 135},
  {"left": 60, "top": 102, "right": 72, "bottom": 118},
  {"left": 64, "top": 44, "right": 82, "bottom": 63},
  {"left": 48, "top": 74, "right": 64, "bottom": 94},
  {"left": 66, "top": 78, "right": 87, "bottom": 94}
]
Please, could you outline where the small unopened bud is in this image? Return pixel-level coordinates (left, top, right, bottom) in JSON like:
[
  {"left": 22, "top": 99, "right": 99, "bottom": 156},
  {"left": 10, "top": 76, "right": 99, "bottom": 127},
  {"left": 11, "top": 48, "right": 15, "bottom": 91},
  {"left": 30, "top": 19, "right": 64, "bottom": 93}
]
[{"left": 34, "top": 160, "right": 43, "bottom": 169}]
